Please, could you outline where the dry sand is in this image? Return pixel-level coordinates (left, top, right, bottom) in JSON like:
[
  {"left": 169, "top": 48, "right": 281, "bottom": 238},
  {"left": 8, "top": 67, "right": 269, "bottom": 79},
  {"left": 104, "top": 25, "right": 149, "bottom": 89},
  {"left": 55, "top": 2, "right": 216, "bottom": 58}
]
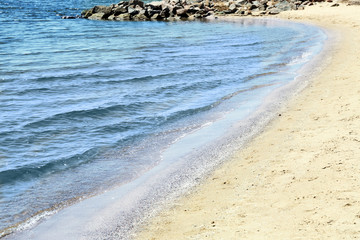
[{"left": 136, "top": 4, "right": 360, "bottom": 239}]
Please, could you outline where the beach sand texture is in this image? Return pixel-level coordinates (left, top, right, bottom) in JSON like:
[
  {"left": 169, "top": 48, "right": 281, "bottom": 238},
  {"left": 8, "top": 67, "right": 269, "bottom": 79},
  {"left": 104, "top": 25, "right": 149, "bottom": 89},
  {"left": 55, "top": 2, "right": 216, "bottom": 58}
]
[{"left": 136, "top": 4, "right": 360, "bottom": 239}]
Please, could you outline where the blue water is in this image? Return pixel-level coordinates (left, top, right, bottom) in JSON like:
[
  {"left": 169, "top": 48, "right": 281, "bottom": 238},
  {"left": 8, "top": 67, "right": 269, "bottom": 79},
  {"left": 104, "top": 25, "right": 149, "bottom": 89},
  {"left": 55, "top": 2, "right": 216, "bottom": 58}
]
[{"left": 0, "top": 0, "right": 326, "bottom": 236}]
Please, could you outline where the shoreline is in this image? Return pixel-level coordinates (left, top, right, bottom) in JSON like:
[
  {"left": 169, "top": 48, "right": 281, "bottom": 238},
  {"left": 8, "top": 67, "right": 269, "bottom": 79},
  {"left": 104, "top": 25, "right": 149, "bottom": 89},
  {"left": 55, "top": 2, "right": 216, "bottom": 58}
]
[
  {"left": 136, "top": 3, "right": 360, "bottom": 239},
  {"left": 2, "top": 18, "right": 328, "bottom": 240}
]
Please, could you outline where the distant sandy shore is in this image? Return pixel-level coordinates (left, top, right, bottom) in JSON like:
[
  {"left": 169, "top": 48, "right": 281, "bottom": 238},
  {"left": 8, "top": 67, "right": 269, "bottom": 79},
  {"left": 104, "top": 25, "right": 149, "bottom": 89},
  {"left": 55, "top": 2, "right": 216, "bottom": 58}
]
[{"left": 136, "top": 3, "right": 360, "bottom": 239}]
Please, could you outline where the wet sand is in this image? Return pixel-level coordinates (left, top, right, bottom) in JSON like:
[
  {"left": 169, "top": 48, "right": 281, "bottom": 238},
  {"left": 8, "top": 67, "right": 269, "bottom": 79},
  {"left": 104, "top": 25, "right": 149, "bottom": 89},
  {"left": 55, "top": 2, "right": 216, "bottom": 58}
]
[{"left": 136, "top": 3, "right": 360, "bottom": 239}]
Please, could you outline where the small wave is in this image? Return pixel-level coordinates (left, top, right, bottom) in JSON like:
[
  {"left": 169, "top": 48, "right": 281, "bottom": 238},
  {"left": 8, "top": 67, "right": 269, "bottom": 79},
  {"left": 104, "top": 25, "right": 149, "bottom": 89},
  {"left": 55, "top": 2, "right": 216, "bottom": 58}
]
[
  {"left": 23, "top": 101, "right": 156, "bottom": 128},
  {"left": 0, "top": 148, "right": 98, "bottom": 185},
  {"left": 243, "top": 71, "right": 278, "bottom": 83}
]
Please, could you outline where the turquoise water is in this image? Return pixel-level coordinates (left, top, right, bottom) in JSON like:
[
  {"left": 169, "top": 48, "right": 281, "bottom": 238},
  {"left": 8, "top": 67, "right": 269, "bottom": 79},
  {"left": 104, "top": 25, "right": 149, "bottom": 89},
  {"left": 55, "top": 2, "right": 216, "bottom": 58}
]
[{"left": 0, "top": 0, "right": 326, "bottom": 236}]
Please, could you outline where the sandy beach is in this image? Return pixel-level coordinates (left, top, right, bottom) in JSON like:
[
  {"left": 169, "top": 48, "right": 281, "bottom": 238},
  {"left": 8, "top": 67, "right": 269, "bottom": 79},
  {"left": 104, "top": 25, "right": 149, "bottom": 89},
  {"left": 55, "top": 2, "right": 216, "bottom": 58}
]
[{"left": 136, "top": 3, "right": 360, "bottom": 239}]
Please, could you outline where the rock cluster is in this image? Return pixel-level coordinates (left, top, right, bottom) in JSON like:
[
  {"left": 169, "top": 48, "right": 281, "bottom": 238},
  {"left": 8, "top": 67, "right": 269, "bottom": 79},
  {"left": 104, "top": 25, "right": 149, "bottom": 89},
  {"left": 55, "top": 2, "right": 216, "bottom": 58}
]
[{"left": 81, "top": 0, "right": 318, "bottom": 21}]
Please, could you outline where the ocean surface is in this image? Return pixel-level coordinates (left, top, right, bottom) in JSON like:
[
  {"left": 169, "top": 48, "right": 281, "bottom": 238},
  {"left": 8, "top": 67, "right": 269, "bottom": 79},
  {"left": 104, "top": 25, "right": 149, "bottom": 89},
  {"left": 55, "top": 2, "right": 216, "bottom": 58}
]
[{"left": 0, "top": 0, "right": 326, "bottom": 237}]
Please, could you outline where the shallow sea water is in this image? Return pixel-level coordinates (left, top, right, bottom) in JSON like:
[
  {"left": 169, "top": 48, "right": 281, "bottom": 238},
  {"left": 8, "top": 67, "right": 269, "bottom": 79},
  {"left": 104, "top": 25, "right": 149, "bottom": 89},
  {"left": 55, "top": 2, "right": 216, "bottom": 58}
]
[{"left": 0, "top": 0, "right": 326, "bottom": 237}]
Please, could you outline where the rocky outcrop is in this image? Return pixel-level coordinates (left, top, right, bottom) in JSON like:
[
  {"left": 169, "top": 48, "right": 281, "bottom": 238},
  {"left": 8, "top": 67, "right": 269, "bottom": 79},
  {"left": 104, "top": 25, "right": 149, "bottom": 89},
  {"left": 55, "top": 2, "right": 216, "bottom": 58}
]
[{"left": 80, "top": 0, "right": 325, "bottom": 21}]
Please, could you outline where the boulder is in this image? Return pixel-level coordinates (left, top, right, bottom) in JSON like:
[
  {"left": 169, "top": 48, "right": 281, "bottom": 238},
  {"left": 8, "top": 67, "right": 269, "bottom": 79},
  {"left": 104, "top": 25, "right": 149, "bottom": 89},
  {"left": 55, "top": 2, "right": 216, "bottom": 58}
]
[
  {"left": 268, "top": 8, "right": 281, "bottom": 14},
  {"left": 88, "top": 12, "right": 106, "bottom": 20},
  {"left": 132, "top": 12, "right": 148, "bottom": 20},
  {"left": 251, "top": 10, "right": 261, "bottom": 16},
  {"left": 236, "top": 0, "right": 248, "bottom": 6},
  {"left": 275, "top": 1, "right": 292, "bottom": 11},
  {"left": 107, "top": 14, "right": 116, "bottom": 20},
  {"left": 81, "top": 9, "right": 93, "bottom": 18},
  {"left": 213, "top": 2, "right": 229, "bottom": 11},
  {"left": 113, "top": 6, "right": 128, "bottom": 15},
  {"left": 147, "top": 1, "right": 163, "bottom": 10},
  {"left": 160, "top": 8, "right": 170, "bottom": 18},
  {"left": 228, "top": 3, "right": 238, "bottom": 12},
  {"left": 114, "top": 13, "right": 131, "bottom": 20},
  {"left": 150, "top": 13, "right": 162, "bottom": 19},
  {"left": 148, "top": 9, "right": 161, "bottom": 17},
  {"left": 92, "top": 5, "right": 112, "bottom": 14},
  {"left": 176, "top": 8, "right": 188, "bottom": 16},
  {"left": 128, "top": 6, "right": 140, "bottom": 15},
  {"left": 129, "top": 0, "right": 145, "bottom": 8}
]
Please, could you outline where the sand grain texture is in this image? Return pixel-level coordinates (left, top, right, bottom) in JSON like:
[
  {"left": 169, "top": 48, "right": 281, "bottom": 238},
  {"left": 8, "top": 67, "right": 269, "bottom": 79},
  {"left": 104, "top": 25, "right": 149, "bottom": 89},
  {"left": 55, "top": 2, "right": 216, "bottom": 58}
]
[{"left": 136, "top": 4, "right": 360, "bottom": 239}]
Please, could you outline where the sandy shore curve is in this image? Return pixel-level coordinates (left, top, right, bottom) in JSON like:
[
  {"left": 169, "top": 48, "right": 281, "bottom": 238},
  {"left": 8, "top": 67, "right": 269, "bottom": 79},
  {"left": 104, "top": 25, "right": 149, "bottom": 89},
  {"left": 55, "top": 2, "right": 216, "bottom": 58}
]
[{"left": 135, "top": 3, "right": 360, "bottom": 239}]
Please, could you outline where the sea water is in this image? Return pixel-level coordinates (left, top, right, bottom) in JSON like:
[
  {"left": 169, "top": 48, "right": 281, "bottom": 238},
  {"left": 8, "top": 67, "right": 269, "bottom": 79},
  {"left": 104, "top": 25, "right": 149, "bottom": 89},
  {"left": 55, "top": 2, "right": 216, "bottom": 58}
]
[{"left": 0, "top": 0, "right": 326, "bottom": 237}]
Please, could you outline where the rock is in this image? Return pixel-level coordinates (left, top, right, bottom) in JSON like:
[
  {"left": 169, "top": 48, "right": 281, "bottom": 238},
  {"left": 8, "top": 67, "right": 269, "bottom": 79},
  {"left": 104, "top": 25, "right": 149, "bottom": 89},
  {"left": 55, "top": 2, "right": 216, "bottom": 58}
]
[
  {"left": 228, "top": 3, "right": 238, "bottom": 12},
  {"left": 160, "top": 8, "right": 170, "bottom": 18},
  {"left": 148, "top": 9, "right": 161, "bottom": 17},
  {"left": 268, "top": 8, "right": 281, "bottom": 14},
  {"left": 128, "top": 6, "right": 140, "bottom": 15},
  {"left": 113, "top": 6, "right": 128, "bottom": 15},
  {"left": 129, "top": 0, "right": 145, "bottom": 8},
  {"left": 330, "top": 3, "right": 339, "bottom": 6},
  {"left": 251, "top": 10, "right": 261, "bottom": 16},
  {"left": 107, "top": 14, "right": 116, "bottom": 20},
  {"left": 150, "top": 13, "right": 162, "bottom": 19},
  {"left": 88, "top": 12, "right": 106, "bottom": 20},
  {"left": 92, "top": 5, "right": 112, "bottom": 14},
  {"left": 162, "top": 4, "right": 173, "bottom": 15},
  {"left": 176, "top": 8, "right": 188, "bottom": 16},
  {"left": 117, "top": 1, "right": 129, "bottom": 7},
  {"left": 348, "top": 0, "right": 360, "bottom": 5},
  {"left": 236, "top": 0, "right": 248, "bottom": 6},
  {"left": 81, "top": 9, "right": 93, "bottom": 18},
  {"left": 114, "top": 13, "right": 131, "bottom": 20},
  {"left": 186, "top": 6, "right": 199, "bottom": 14},
  {"left": 132, "top": 12, "right": 148, "bottom": 20},
  {"left": 83, "top": 0, "right": 316, "bottom": 22},
  {"left": 147, "top": 1, "right": 163, "bottom": 10},
  {"left": 275, "top": 1, "right": 292, "bottom": 11},
  {"left": 213, "top": 2, "right": 228, "bottom": 11}
]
